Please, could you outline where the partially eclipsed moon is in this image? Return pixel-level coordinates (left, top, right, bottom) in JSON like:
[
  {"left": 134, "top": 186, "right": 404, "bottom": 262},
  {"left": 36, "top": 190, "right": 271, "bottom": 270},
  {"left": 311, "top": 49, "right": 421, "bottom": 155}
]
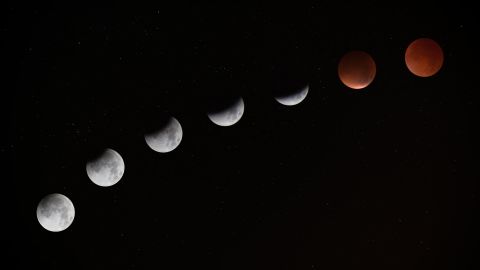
[
  {"left": 208, "top": 97, "right": 244, "bottom": 126},
  {"left": 86, "top": 148, "right": 125, "bottom": 187},
  {"left": 338, "top": 50, "right": 376, "bottom": 90},
  {"left": 145, "top": 116, "right": 183, "bottom": 153},
  {"left": 275, "top": 85, "right": 309, "bottom": 106},
  {"left": 36, "top": 193, "right": 75, "bottom": 232},
  {"left": 405, "top": 38, "right": 444, "bottom": 77}
]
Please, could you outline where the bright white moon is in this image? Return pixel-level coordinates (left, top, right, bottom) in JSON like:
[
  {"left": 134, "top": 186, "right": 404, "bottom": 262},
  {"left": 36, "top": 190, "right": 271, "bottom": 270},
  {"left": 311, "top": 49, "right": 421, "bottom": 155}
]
[
  {"left": 36, "top": 193, "right": 75, "bottom": 232},
  {"left": 207, "top": 97, "right": 244, "bottom": 127},
  {"left": 275, "top": 85, "right": 309, "bottom": 106},
  {"left": 145, "top": 117, "right": 183, "bottom": 153},
  {"left": 86, "top": 148, "right": 125, "bottom": 187}
]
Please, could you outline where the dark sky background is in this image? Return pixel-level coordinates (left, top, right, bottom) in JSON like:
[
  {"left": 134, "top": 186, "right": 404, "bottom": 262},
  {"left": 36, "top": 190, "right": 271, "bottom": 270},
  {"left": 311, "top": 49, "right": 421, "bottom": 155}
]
[{"left": 6, "top": 3, "right": 480, "bottom": 270}]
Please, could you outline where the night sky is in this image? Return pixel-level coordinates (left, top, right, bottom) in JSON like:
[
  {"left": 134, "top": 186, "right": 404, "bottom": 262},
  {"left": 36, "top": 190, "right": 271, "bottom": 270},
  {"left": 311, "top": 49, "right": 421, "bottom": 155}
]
[{"left": 7, "top": 3, "right": 480, "bottom": 269}]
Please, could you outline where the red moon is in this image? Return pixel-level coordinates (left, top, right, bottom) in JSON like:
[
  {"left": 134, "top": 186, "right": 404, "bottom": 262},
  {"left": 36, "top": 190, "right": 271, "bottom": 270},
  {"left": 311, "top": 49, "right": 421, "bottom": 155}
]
[
  {"left": 338, "top": 51, "right": 376, "bottom": 90},
  {"left": 405, "top": 38, "right": 444, "bottom": 77}
]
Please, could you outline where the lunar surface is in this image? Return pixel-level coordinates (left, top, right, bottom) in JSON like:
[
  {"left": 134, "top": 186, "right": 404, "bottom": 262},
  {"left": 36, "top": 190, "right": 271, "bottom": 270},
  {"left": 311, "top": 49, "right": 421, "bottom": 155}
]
[
  {"left": 86, "top": 148, "right": 125, "bottom": 187},
  {"left": 145, "top": 116, "right": 183, "bottom": 153},
  {"left": 275, "top": 85, "right": 309, "bottom": 106},
  {"left": 338, "top": 50, "right": 376, "bottom": 89},
  {"left": 36, "top": 193, "right": 75, "bottom": 232},
  {"left": 405, "top": 38, "right": 444, "bottom": 77},
  {"left": 208, "top": 97, "right": 244, "bottom": 126}
]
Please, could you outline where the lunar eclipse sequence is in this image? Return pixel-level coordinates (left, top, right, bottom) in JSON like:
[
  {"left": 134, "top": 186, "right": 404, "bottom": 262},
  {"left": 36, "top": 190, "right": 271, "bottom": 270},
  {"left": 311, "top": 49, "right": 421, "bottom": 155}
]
[{"left": 36, "top": 37, "right": 444, "bottom": 233}]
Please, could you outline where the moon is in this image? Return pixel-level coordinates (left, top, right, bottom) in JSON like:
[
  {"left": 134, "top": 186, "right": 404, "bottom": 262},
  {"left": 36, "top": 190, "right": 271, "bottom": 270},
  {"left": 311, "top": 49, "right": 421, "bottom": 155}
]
[
  {"left": 338, "top": 50, "right": 376, "bottom": 90},
  {"left": 207, "top": 97, "right": 244, "bottom": 127},
  {"left": 36, "top": 193, "right": 75, "bottom": 232},
  {"left": 144, "top": 116, "right": 183, "bottom": 153},
  {"left": 275, "top": 85, "right": 309, "bottom": 106},
  {"left": 86, "top": 148, "right": 125, "bottom": 187},
  {"left": 405, "top": 38, "right": 444, "bottom": 77}
]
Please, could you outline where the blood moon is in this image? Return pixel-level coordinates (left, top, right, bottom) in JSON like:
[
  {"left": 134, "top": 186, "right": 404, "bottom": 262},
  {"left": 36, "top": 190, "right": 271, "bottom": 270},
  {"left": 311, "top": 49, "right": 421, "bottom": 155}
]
[
  {"left": 405, "top": 38, "right": 444, "bottom": 77},
  {"left": 338, "top": 51, "right": 376, "bottom": 90}
]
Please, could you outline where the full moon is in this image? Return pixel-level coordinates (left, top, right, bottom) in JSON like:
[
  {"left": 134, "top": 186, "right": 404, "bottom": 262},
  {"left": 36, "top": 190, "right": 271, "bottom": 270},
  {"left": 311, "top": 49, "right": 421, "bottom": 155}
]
[
  {"left": 86, "top": 148, "right": 125, "bottom": 187},
  {"left": 208, "top": 97, "right": 244, "bottom": 127},
  {"left": 145, "top": 116, "right": 183, "bottom": 153},
  {"left": 338, "top": 50, "right": 376, "bottom": 90},
  {"left": 36, "top": 193, "right": 75, "bottom": 232},
  {"left": 275, "top": 85, "right": 309, "bottom": 106},
  {"left": 405, "top": 38, "right": 444, "bottom": 77}
]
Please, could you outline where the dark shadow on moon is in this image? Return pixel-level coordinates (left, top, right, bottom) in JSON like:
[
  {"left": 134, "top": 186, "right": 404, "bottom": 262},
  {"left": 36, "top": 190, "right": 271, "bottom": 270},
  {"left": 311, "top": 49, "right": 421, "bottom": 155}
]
[
  {"left": 144, "top": 116, "right": 183, "bottom": 153},
  {"left": 207, "top": 97, "right": 244, "bottom": 126}
]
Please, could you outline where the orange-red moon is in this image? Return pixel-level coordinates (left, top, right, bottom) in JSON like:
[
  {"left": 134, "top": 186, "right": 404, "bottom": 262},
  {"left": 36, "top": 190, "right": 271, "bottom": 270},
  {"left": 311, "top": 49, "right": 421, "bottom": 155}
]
[
  {"left": 338, "top": 51, "right": 376, "bottom": 90},
  {"left": 405, "top": 38, "right": 444, "bottom": 77}
]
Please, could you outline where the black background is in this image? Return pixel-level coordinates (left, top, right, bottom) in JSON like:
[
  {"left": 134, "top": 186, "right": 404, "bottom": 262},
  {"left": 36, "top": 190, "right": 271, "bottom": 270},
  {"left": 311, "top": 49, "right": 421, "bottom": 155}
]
[{"left": 6, "top": 3, "right": 479, "bottom": 269}]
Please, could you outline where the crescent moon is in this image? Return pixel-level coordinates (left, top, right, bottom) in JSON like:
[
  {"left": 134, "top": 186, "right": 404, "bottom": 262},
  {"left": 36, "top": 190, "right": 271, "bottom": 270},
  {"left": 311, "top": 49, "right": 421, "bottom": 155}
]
[
  {"left": 207, "top": 97, "right": 244, "bottom": 127},
  {"left": 144, "top": 116, "right": 183, "bottom": 153},
  {"left": 275, "top": 85, "right": 309, "bottom": 106}
]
